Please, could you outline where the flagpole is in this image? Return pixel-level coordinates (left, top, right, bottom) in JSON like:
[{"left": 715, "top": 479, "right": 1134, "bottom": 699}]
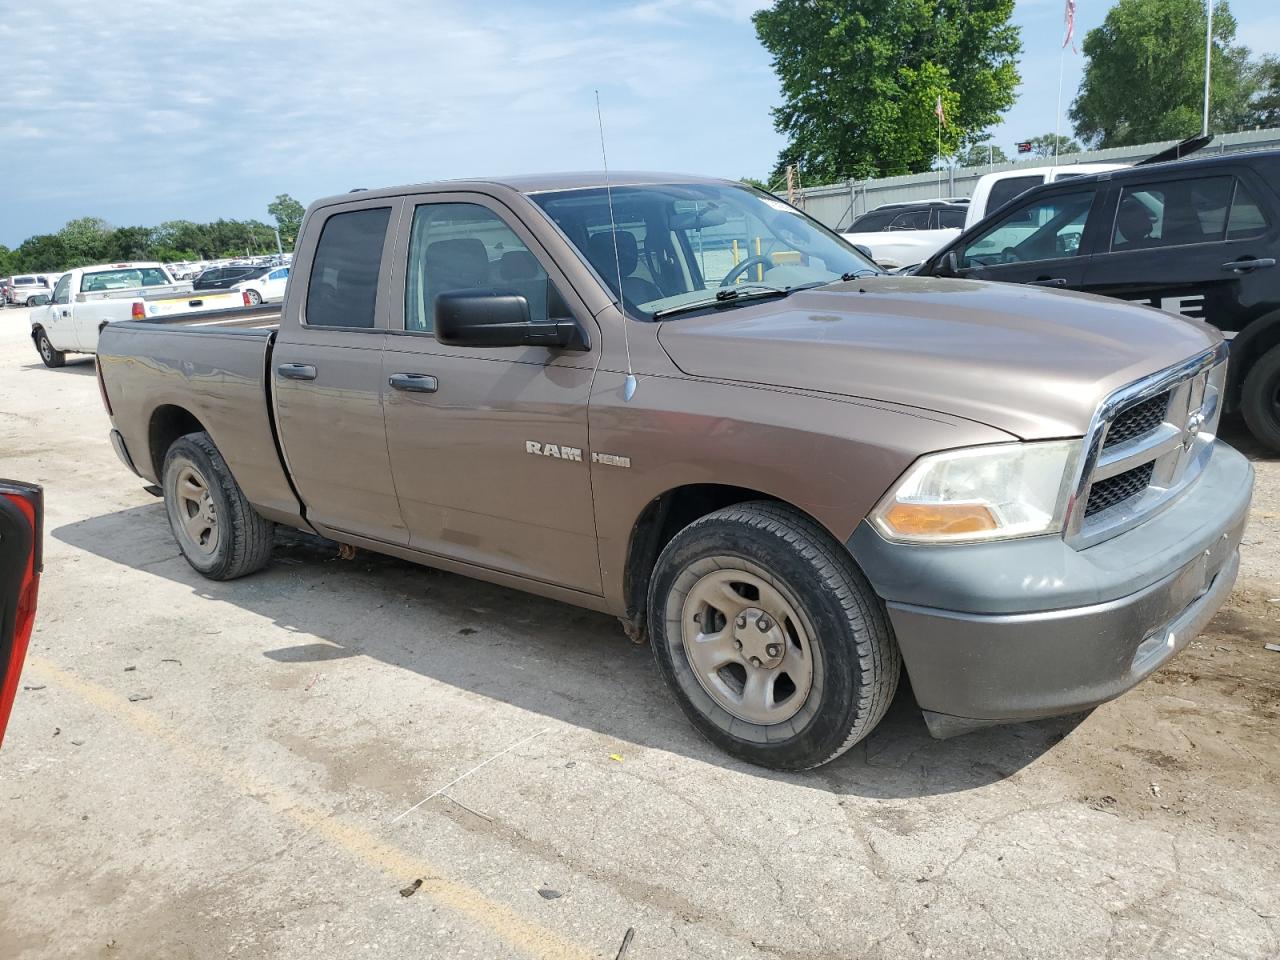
[
  {"left": 937, "top": 113, "right": 943, "bottom": 193},
  {"left": 1055, "top": 44, "right": 1065, "bottom": 163},
  {"left": 1202, "top": 0, "right": 1214, "bottom": 137}
]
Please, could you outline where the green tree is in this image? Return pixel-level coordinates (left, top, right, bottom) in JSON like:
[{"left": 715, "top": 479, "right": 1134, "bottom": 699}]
[
  {"left": 1070, "top": 0, "right": 1253, "bottom": 147},
  {"left": 958, "top": 139, "right": 1009, "bottom": 166},
  {"left": 12, "top": 234, "right": 69, "bottom": 272},
  {"left": 267, "top": 193, "right": 305, "bottom": 249},
  {"left": 58, "top": 217, "right": 113, "bottom": 266},
  {"left": 106, "top": 226, "right": 155, "bottom": 261},
  {"left": 753, "top": 0, "right": 1021, "bottom": 183},
  {"left": 1026, "top": 132, "right": 1083, "bottom": 158},
  {"left": 1247, "top": 55, "right": 1280, "bottom": 127}
]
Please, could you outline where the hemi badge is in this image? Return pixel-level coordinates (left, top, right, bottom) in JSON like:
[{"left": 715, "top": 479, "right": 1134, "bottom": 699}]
[{"left": 592, "top": 452, "right": 631, "bottom": 468}]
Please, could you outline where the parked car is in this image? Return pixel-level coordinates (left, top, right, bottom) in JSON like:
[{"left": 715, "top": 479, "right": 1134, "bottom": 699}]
[
  {"left": 28, "top": 263, "right": 245, "bottom": 367},
  {"left": 5, "top": 275, "right": 51, "bottom": 306},
  {"left": 917, "top": 148, "right": 1280, "bottom": 451},
  {"left": 0, "top": 480, "right": 43, "bottom": 750},
  {"left": 193, "top": 265, "right": 269, "bottom": 290},
  {"left": 840, "top": 200, "right": 968, "bottom": 268},
  {"left": 233, "top": 264, "right": 289, "bottom": 304},
  {"left": 96, "top": 172, "right": 1251, "bottom": 770}
]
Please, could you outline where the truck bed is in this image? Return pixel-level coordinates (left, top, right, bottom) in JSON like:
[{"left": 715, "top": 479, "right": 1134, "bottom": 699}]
[{"left": 96, "top": 318, "right": 302, "bottom": 527}]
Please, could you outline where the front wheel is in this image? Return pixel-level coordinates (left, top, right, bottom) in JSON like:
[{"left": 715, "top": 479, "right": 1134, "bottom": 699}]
[
  {"left": 1241, "top": 346, "right": 1280, "bottom": 453},
  {"left": 33, "top": 328, "right": 65, "bottom": 368},
  {"left": 647, "top": 502, "right": 900, "bottom": 771},
  {"left": 162, "top": 432, "right": 274, "bottom": 580},
  {"left": 244, "top": 289, "right": 262, "bottom": 305}
]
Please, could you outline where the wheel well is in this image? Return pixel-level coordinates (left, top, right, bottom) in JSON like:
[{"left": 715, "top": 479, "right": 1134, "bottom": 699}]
[
  {"left": 1227, "top": 311, "right": 1280, "bottom": 408},
  {"left": 148, "top": 405, "right": 206, "bottom": 479},
  {"left": 623, "top": 484, "right": 784, "bottom": 629}
]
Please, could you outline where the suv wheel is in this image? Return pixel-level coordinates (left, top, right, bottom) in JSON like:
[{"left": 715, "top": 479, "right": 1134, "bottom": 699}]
[
  {"left": 244, "top": 289, "right": 263, "bottom": 305},
  {"left": 647, "top": 501, "right": 900, "bottom": 771},
  {"left": 33, "top": 328, "right": 65, "bottom": 368},
  {"left": 1241, "top": 346, "right": 1280, "bottom": 453},
  {"left": 162, "top": 432, "right": 274, "bottom": 580}
]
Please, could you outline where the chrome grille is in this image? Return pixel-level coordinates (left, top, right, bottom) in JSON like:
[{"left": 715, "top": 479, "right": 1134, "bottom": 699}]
[
  {"left": 1103, "top": 392, "right": 1170, "bottom": 449},
  {"left": 1084, "top": 462, "right": 1155, "bottom": 516},
  {"left": 1066, "top": 344, "right": 1228, "bottom": 548}
]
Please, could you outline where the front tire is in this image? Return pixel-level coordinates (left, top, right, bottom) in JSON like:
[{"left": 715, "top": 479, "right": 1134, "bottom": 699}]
[
  {"left": 245, "top": 289, "right": 262, "bottom": 305},
  {"left": 33, "top": 328, "right": 65, "bottom": 368},
  {"left": 647, "top": 502, "right": 900, "bottom": 771},
  {"left": 1241, "top": 346, "right": 1280, "bottom": 453},
  {"left": 162, "top": 432, "right": 274, "bottom": 580}
]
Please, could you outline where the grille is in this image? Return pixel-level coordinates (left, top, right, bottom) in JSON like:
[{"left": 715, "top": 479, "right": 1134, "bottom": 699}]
[
  {"left": 1103, "top": 391, "right": 1170, "bottom": 449},
  {"left": 1085, "top": 462, "right": 1155, "bottom": 517}
]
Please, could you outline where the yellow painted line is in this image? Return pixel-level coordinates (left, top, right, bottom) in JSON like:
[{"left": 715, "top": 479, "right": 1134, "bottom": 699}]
[{"left": 26, "top": 656, "right": 594, "bottom": 960}]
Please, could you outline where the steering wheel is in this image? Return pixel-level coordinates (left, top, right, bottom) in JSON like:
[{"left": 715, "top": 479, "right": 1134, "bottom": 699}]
[{"left": 720, "top": 255, "right": 773, "bottom": 287}]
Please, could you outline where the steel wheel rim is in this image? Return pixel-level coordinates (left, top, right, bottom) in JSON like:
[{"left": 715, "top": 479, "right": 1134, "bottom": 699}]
[
  {"left": 679, "top": 567, "right": 814, "bottom": 726},
  {"left": 174, "top": 463, "right": 219, "bottom": 556}
]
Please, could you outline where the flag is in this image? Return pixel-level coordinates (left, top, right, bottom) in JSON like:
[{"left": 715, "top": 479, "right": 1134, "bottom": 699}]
[
  {"left": 1063, "top": 0, "right": 1077, "bottom": 50},
  {"left": 935, "top": 95, "right": 947, "bottom": 127}
]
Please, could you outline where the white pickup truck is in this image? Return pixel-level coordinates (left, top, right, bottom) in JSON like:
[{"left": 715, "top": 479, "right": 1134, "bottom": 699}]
[{"left": 29, "top": 262, "right": 245, "bottom": 367}]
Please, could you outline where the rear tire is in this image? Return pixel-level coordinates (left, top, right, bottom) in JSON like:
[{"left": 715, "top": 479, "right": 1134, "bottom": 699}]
[
  {"left": 647, "top": 501, "right": 900, "bottom": 771},
  {"left": 245, "top": 289, "right": 262, "bottom": 305},
  {"left": 1241, "top": 346, "right": 1280, "bottom": 453},
  {"left": 33, "top": 328, "right": 65, "bottom": 368},
  {"left": 162, "top": 432, "right": 274, "bottom": 580}
]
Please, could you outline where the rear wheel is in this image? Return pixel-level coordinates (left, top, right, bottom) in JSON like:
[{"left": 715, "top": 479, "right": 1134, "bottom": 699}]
[
  {"left": 33, "top": 328, "right": 65, "bottom": 368},
  {"left": 25, "top": 296, "right": 38, "bottom": 307},
  {"left": 1241, "top": 346, "right": 1280, "bottom": 453},
  {"left": 647, "top": 501, "right": 900, "bottom": 771},
  {"left": 162, "top": 432, "right": 274, "bottom": 580},
  {"left": 244, "top": 289, "right": 262, "bottom": 305}
]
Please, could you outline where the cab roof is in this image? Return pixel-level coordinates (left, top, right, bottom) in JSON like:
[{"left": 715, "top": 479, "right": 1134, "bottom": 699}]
[{"left": 323, "top": 172, "right": 737, "bottom": 207}]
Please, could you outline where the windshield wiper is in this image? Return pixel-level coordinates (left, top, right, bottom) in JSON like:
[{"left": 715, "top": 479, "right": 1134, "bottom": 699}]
[{"left": 651, "top": 284, "right": 791, "bottom": 320}]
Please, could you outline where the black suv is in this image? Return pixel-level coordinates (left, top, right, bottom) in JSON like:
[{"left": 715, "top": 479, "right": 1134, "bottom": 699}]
[
  {"left": 918, "top": 150, "right": 1280, "bottom": 450},
  {"left": 193, "top": 265, "right": 269, "bottom": 290},
  {"left": 847, "top": 199, "right": 968, "bottom": 233}
]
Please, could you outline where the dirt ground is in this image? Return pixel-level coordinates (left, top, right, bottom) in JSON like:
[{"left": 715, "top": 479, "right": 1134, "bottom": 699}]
[{"left": 0, "top": 308, "right": 1277, "bottom": 959}]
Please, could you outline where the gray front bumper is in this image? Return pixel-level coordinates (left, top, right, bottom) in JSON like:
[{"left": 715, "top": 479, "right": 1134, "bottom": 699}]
[{"left": 847, "top": 441, "right": 1253, "bottom": 734}]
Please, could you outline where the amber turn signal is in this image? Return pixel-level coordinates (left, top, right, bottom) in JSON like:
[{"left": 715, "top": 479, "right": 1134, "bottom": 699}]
[{"left": 882, "top": 502, "right": 998, "bottom": 536}]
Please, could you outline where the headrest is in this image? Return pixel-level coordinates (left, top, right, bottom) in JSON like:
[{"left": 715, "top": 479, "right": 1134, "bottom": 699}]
[
  {"left": 498, "top": 250, "right": 540, "bottom": 281},
  {"left": 425, "top": 238, "right": 489, "bottom": 287},
  {"left": 586, "top": 230, "right": 639, "bottom": 279}
]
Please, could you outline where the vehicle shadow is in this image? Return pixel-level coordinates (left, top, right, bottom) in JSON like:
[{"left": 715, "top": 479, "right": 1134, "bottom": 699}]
[
  {"left": 54, "top": 503, "right": 1086, "bottom": 798},
  {"left": 1220, "top": 412, "right": 1276, "bottom": 461},
  {"left": 18, "top": 359, "right": 97, "bottom": 375}
]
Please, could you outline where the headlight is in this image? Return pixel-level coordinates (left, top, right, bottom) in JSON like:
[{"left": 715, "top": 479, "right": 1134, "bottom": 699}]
[{"left": 871, "top": 440, "right": 1081, "bottom": 543}]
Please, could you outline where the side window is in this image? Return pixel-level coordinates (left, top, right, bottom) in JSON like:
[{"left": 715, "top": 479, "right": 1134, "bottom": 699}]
[
  {"left": 960, "top": 190, "right": 1094, "bottom": 267},
  {"left": 405, "top": 202, "right": 550, "bottom": 334},
  {"left": 887, "top": 209, "right": 930, "bottom": 230},
  {"left": 848, "top": 210, "right": 894, "bottom": 232},
  {"left": 305, "top": 207, "right": 391, "bottom": 328},
  {"left": 1111, "top": 176, "right": 1233, "bottom": 251},
  {"left": 270, "top": 268, "right": 288, "bottom": 280},
  {"left": 985, "top": 175, "right": 1045, "bottom": 214},
  {"left": 52, "top": 274, "right": 71, "bottom": 305},
  {"left": 1226, "top": 180, "right": 1269, "bottom": 240},
  {"left": 937, "top": 208, "right": 967, "bottom": 229}
]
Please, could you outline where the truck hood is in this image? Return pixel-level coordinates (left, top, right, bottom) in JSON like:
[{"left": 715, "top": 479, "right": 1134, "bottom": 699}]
[{"left": 656, "top": 276, "right": 1220, "bottom": 440}]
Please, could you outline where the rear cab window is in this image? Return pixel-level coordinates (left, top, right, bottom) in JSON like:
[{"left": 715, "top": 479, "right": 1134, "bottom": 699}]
[
  {"left": 79, "top": 267, "right": 169, "bottom": 291},
  {"left": 305, "top": 207, "right": 392, "bottom": 328},
  {"left": 985, "top": 175, "right": 1046, "bottom": 214}
]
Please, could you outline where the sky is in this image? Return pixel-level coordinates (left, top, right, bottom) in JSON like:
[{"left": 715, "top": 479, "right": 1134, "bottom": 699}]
[{"left": 1, "top": 0, "right": 1278, "bottom": 247}]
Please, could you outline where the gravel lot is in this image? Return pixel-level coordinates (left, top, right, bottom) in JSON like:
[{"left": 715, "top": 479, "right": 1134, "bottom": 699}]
[{"left": 0, "top": 307, "right": 1277, "bottom": 960}]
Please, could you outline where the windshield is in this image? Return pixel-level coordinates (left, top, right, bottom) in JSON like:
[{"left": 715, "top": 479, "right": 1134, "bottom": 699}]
[{"left": 533, "top": 182, "right": 877, "bottom": 320}]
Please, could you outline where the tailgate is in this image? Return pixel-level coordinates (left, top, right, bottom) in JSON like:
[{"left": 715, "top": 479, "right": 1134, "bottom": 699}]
[{"left": 142, "top": 289, "right": 244, "bottom": 318}]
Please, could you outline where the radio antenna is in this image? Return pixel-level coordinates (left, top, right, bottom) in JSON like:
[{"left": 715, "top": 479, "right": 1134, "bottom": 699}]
[{"left": 595, "top": 89, "right": 637, "bottom": 402}]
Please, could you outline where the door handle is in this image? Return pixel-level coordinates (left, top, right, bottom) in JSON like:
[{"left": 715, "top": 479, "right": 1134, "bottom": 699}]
[
  {"left": 277, "top": 363, "right": 317, "bottom": 381},
  {"left": 60, "top": 309, "right": 70, "bottom": 317},
  {"left": 1029, "top": 277, "right": 1068, "bottom": 287},
  {"left": 389, "top": 373, "right": 438, "bottom": 393},
  {"left": 1221, "top": 257, "right": 1276, "bottom": 272}
]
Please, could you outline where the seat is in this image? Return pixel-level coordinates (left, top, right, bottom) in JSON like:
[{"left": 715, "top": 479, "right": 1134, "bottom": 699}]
[
  {"left": 586, "top": 230, "right": 663, "bottom": 305},
  {"left": 498, "top": 250, "right": 540, "bottom": 281},
  {"left": 424, "top": 238, "right": 490, "bottom": 294}
]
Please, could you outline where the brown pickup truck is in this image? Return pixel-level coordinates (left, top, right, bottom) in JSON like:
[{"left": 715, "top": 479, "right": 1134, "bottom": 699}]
[{"left": 96, "top": 173, "right": 1254, "bottom": 770}]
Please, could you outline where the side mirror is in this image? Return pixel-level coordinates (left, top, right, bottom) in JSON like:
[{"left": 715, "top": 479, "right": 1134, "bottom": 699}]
[
  {"left": 852, "top": 244, "right": 876, "bottom": 263},
  {"left": 435, "top": 290, "right": 589, "bottom": 351},
  {"left": 30, "top": 294, "right": 51, "bottom": 306}
]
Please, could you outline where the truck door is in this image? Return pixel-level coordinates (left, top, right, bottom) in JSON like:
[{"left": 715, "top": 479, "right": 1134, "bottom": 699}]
[
  {"left": 380, "top": 194, "right": 602, "bottom": 594},
  {"left": 43, "top": 273, "right": 75, "bottom": 351},
  {"left": 1079, "top": 169, "right": 1279, "bottom": 337},
  {"left": 270, "top": 200, "right": 410, "bottom": 546},
  {"left": 948, "top": 187, "right": 1099, "bottom": 289}
]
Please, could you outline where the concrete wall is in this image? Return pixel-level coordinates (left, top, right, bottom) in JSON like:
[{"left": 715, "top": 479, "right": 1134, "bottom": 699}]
[{"left": 789, "top": 127, "right": 1280, "bottom": 231}]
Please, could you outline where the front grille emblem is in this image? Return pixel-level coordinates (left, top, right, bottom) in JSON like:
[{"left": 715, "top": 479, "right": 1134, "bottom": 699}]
[{"left": 1183, "top": 411, "right": 1204, "bottom": 451}]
